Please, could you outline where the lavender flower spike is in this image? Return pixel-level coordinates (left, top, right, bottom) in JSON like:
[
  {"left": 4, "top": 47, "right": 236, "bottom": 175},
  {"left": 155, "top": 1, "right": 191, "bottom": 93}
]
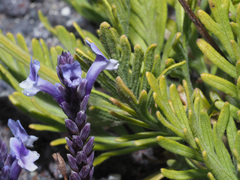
[
  {"left": 19, "top": 59, "right": 63, "bottom": 104},
  {"left": 85, "top": 39, "right": 119, "bottom": 94},
  {"left": 21, "top": 41, "right": 119, "bottom": 180}
]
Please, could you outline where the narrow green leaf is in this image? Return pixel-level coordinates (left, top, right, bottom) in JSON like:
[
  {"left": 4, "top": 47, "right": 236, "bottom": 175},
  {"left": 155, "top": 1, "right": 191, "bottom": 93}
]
[
  {"left": 216, "top": 102, "right": 230, "bottom": 136},
  {"left": 0, "top": 64, "right": 22, "bottom": 92},
  {"left": 109, "top": 111, "right": 150, "bottom": 129},
  {"left": 32, "top": 38, "right": 44, "bottom": 62},
  {"left": 202, "top": 151, "right": 237, "bottom": 180},
  {"left": 99, "top": 22, "right": 120, "bottom": 59},
  {"left": 93, "top": 146, "right": 144, "bottom": 166},
  {"left": 118, "top": 35, "right": 131, "bottom": 86},
  {"left": 201, "top": 73, "right": 237, "bottom": 98},
  {"left": 16, "top": 33, "right": 29, "bottom": 52},
  {"left": 214, "top": 100, "right": 239, "bottom": 120},
  {"left": 161, "top": 168, "right": 208, "bottom": 179},
  {"left": 116, "top": 76, "right": 137, "bottom": 105},
  {"left": 140, "top": 44, "right": 157, "bottom": 92},
  {"left": 213, "top": 122, "right": 236, "bottom": 175},
  {"left": 235, "top": 131, "right": 240, "bottom": 156},
  {"left": 156, "top": 111, "right": 184, "bottom": 138},
  {"left": 29, "top": 124, "right": 62, "bottom": 132},
  {"left": 115, "top": 132, "right": 167, "bottom": 142},
  {"left": 199, "top": 110, "right": 214, "bottom": 152},
  {"left": 131, "top": 44, "right": 144, "bottom": 96},
  {"left": 227, "top": 116, "right": 237, "bottom": 153},
  {"left": 157, "top": 136, "right": 203, "bottom": 162},
  {"left": 50, "top": 138, "right": 66, "bottom": 146},
  {"left": 197, "top": 39, "right": 236, "bottom": 78}
]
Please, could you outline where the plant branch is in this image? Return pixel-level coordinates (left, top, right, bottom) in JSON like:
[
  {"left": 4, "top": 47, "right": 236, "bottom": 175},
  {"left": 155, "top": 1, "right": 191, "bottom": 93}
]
[{"left": 178, "top": 0, "right": 225, "bottom": 58}]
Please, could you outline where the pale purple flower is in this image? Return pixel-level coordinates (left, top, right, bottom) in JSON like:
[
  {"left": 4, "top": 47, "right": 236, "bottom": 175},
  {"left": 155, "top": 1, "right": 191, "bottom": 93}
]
[
  {"left": 10, "top": 137, "right": 39, "bottom": 171},
  {"left": 57, "top": 51, "right": 82, "bottom": 88},
  {"left": 0, "top": 119, "right": 39, "bottom": 180},
  {"left": 85, "top": 40, "right": 119, "bottom": 94},
  {"left": 8, "top": 119, "right": 38, "bottom": 148},
  {"left": 19, "top": 59, "right": 63, "bottom": 104}
]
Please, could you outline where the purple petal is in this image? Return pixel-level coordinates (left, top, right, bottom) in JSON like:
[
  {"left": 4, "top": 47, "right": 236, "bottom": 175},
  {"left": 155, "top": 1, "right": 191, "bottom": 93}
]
[
  {"left": 1, "top": 165, "right": 10, "bottom": 180},
  {"left": 80, "top": 123, "right": 91, "bottom": 141},
  {"left": 58, "top": 51, "right": 74, "bottom": 65},
  {"left": 80, "top": 95, "right": 90, "bottom": 112},
  {"left": 58, "top": 61, "right": 82, "bottom": 88},
  {"left": 87, "top": 151, "right": 94, "bottom": 166},
  {"left": 75, "top": 110, "right": 87, "bottom": 128},
  {"left": 83, "top": 137, "right": 94, "bottom": 156},
  {"left": 20, "top": 60, "right": 63, "bottom": 104},
  {"left": 70, "top": 171, "right": 81, "bottom": 180},
  {"left": 67, "top": 154, "right": 78, "bottom": 172},
  {"left": 10, "top": 137, "right": 39, "bottom": 171},
  {"left": 79, "top": 165, "right": 91, "bottom": 179},
  {"left": 0, "top": 140, "right": 8, "bottom": 161},
  {"left": 8, "top": 119, "right": 38, "bottom": 148},
  {"left": 72, "top": 135, "right": 83, "bottom": 150},
  {"left": 76, "top": 151, "right": 87, "bottom": 165},
  {"left": 66, "top": 137, "right": 75, "bottom": 155},
  {"left": 65, "top": 119, "right": 79, "bottom": 135},
  {"left": 85, "top": 40, "right": 119, "bottom": 94},
  {"left": 10, "top": 160, "right": 22, "bottom": 180}
]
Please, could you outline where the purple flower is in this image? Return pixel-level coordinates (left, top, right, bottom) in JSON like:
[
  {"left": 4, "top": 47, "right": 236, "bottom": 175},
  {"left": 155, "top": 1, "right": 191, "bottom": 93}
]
[
  {"left": 85, "top": 40, "right": 119, "bottom": 94},
  {"left": 19, "top": 59, "right": 63, "bottom": 104},
  {"left": 57, "top": 52, "right": 82, "bottom": 88},
  {"left": 0, "top": 119, "right": 39, "bottom": 180},
  {"left": 8, "top": 119, "right": 38, "bottom": 148},
  {"left": 10, "top": 137, "right": 39, "bottom": 171}
]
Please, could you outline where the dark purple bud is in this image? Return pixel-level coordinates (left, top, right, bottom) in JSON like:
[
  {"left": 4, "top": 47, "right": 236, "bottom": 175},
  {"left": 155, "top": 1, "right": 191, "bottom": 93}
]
[
  {"left": 80, "top": 123, "right": 91, "bottom": 141},
  {"left": 0, "top": 141, "right": 7, "bottom": 161},
  {"left": 79, "top": 165, "right": 90, "bottom": 179},
  {"left": 1, "top": 166, "right": 10, "bottom": 179},
  {"left": 76, "top": 151, "right": 87, "bottom": 165},
  {"left": 0, "top": 161, "right": 3, "bottom": 169},
  {"left": 70, "top": 171, "right": 81, "bottom": 180},
  {"left": 65, "top": 119, "right": 79, "bottom": 135},
  {"left": 57, "top": 53, "right": 82, "bottom": 88},
  {"left": 77, "top": 79, "right": 88, "bottom": 100},
  {"left": 10, "top": 160, "right": 22, "bottom": 180},
  {"left": 87, "top": 151, "right": 94, "bottom": 166},
  {"left": 75, "top": 111, "right": 87, "bottom": 128},
  {"left": 89, "top": 166, "right": 94, "bottom": 180},
  {"left": 72, "top": 135, "right": 83, "bottom": 149},
  {"left": 61, "top": 102, "right": 75, "bottom": 120},
  {"left": 80, "top": 95, "right": 90, "bottom": 112},
  {"left": 83, "top": 137, "right": 94, "bottom": 156},
  {"left": 66, "top": 137, "right": 75, "bottom": 155},
  {"left": 4, "top": 154, "right": 15, "bottom": 167},
  {"left": 56, "top": 83, "right": 67, "bottom": 102},
  {"left": 67, "top": 154, "right": 79, "bottom": 172},
  {"left": 58, "top": 51, "right": 74, "bottom": 65}
]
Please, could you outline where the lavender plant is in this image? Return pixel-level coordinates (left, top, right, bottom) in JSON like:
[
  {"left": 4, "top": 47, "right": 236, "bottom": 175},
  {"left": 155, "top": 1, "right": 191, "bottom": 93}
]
[{"left": 1, "top": 0, "right": 240, "bottom": 179}]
